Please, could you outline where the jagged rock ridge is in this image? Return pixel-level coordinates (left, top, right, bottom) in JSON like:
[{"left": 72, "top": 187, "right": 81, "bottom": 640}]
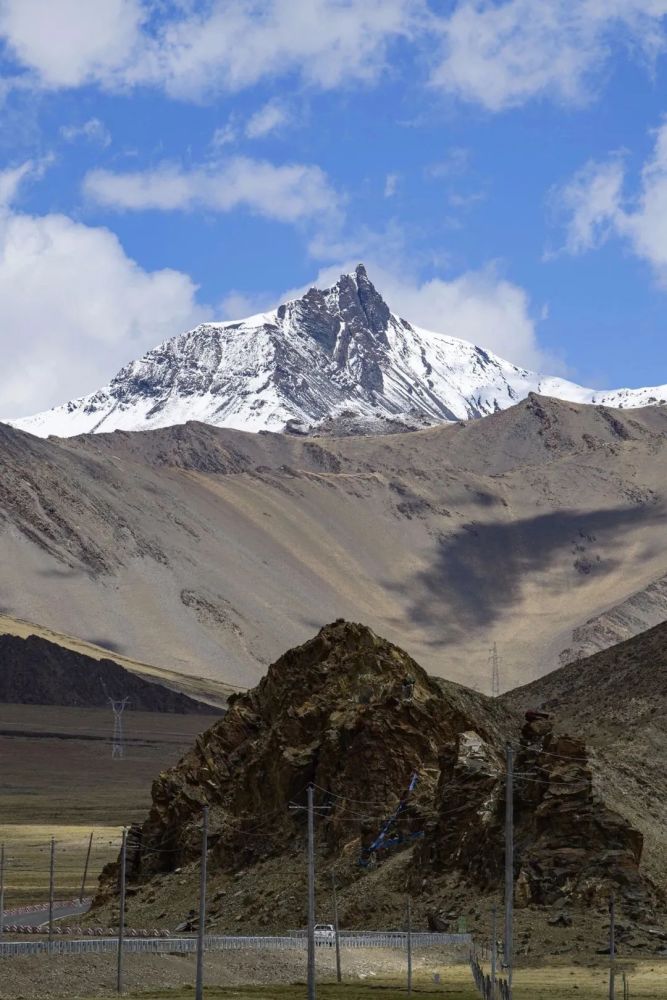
[
  {"left": 9, "top": 265, "right": 667, "bottom": 437},
  {"left": 96, "top": 622, "right": 658, "bottom": 939}
]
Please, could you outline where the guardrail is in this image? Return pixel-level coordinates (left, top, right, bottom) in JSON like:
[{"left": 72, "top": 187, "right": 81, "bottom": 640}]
[
  {"left": 1, "top": 898, "right": 92, "bottom": 918},
  {"left": 0, "top": 931, "right": 472, "bottom": 958}
]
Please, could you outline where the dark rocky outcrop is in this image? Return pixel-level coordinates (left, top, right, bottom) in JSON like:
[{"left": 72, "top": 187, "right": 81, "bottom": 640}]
[
  {"left": 416, "top": 714, "right": 654, "bottom": 920},
  {"left": 96, "top": 621, "right": 658, "bottom": 933},
  {"left": 118, "top": 620, "right": 511, "bottom": 884}
]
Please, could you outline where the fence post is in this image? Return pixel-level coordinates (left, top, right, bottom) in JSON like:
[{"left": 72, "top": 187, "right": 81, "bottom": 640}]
[
  {"left": 48, "top": 838, "right": 55, "bottom": 955},
  {"left": 117, "top": 828, "right": 127, "bottom": 994}
]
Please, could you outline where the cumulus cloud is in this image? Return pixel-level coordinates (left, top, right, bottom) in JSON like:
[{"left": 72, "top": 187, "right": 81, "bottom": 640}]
[
  {"left": 83, "top": 157, "right": 341, "bottom": 224},
  {"left": 0, "top": 0, "right": 418, "bottom": 100},
  {"left": 0, "top": 0, "right": 143, "bottom": 89},
  {"left": 553, "top": 119, "right": 667, "bottom": 284},
  {"left": 60, "top": 117, "right": 112, "bottom": 147},
  {"left": 429, "top": 0, "right": 667, "bottom": 111},
  {"left": 0, "top": 166, "right": 207, "bottom": 415}
]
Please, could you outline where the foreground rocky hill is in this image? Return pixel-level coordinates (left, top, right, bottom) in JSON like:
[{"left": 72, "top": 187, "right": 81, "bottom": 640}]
[
  {"left": 4, "top": 395, "right": 667, "bottom": 691},
  {"left": 92, "top": 622, "right": 664, "bottom": 956}
]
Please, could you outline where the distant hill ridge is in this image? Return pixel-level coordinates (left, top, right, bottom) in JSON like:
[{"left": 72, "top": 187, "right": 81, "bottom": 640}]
[{"left": 0, "top": 633, "right": 213, "bottom": 713}]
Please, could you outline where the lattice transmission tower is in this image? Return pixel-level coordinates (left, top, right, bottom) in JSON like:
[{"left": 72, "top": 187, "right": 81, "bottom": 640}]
[
  {"left": 109, "top": 697, "right": 129, "bottom": 758},
  {"left": 489, "top": 642, "right": 501, "bottom": 698}
]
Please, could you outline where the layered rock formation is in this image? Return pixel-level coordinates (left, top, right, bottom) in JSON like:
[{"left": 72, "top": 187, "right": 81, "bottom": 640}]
[
  {"left": 417, "top": 715, "right": 653, "bottom": 920},
  {"left": 120, "top": 620, "right": 510, "bottom": 882},
  {"left": 97, "top": 621, "right": 658, "bottom": 934}
]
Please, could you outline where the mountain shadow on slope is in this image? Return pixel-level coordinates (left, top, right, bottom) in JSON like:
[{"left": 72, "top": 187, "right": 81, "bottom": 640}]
[{"left": 401, "top": 504, "right": 663, "bottom": 646}]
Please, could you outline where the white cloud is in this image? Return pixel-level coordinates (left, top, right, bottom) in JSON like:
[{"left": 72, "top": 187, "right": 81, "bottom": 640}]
[
  {"left": 245, "top": 100, "right": 290, "bottom": 139},
  {"left": 426, "top": 147, "right": 470, "bottom": 179},
  {"left": 551, "top": 157, "right": 626, "bottom": 254},
  {"left": 83, "top": 157, "right": 341, "bottom": 224},
  {"left": 384, "top": 172, "right": 399, "bottom": 198},
  {"left": 60, "top": 117, "right": 112, "bottom": 147},
  {"left": 210, "top": 119, "right": 238, "bottom": 149},
  {"left": 554, "top": 119, "right": 667, "bottom": 284},
  {"left": 0, "top": 160, "right": 34, "bottom": 206},
  {"left": 0, "top": 154, "right": 54, "bottom": 207},
  {"left": 287, "top": 258, "right": 555, "bottom": 372},
  {"left": 0, "top": 1, "right": 666, "bottom": 113},
  {"left": 0, "top": 0, "right": 143, "bottom": 89},
  {"left": 0, "top": 177, "right": 207, "bottom": 415},
  {"left": 429, "top": 0, "right": 667, "bottom": 111},
  {"left": 0, "top": 0, "right": 418, "bottom": 100}
]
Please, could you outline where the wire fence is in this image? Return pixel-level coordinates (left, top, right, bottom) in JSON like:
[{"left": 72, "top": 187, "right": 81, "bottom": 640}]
[
  {"left": 470, "top": 950, "right": 511, "bottom": 999},
  {"left": 0, "top": 930, "right": 472, "bottom": 958}
]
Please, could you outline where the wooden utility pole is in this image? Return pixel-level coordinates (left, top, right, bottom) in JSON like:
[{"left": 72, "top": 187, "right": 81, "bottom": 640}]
[
  {"left": 331, "top": 871, "right": 342, "bottom": 983},
  {"left": 195, "top": 806, "right": 209, "bottom": 1000},
  {"left": 307, "top": 784, "right": 316, "bottom": 1000},
  {"left": 609, "top": 894, "right": 616, "bottom": 1000},
  {"left": 80, "top": 832, "right": 94, "bottom": 902},
  {"left": 406, "top": 896, "right": 413, "bottom": 996},
  {"left": 0, "top": 844, "right": 5, "bottom": 941},
  {"left": 48, "top": 838, "right": 55, "bottom": 954},
  {"left": 504, "top": 746, "right": 514, "bottom": 999},
  {"left": 491, "top": 905, "right": 498, "bottom": 999},
  {"left": 117, "top": 828, "right": 127, "bottom": 994}
]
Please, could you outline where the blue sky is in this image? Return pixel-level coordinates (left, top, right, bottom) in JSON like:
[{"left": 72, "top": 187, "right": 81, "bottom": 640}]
[{"left": 2, "top": 0, "right": 667, "bottom": 415}]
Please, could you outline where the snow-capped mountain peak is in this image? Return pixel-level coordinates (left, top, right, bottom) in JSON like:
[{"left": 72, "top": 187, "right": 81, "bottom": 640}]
[{"left": 7, "top": 264, "right": 667, "bottom": 438}]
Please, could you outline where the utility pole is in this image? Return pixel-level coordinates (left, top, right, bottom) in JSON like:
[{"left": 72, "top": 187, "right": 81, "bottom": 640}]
[
  {"left": 80, "top": 832, "right": 94, "bottom": 902},
  {"left": 406, "top": 896, "right": 413, "bottom": 996},
  {"left": 195, "top": 805, "right": 209, "bottom": 1000},
  {"left": 307, "top": 784, "right": 316, "bottom": 1000},
  {"left": 504, "top": 745, "right": 514, "bottom": 998},
  {"left": 331, "top": 871, "right": 342, "bottom": 984},
  {"left": 609, "top": 894, "right": 616, "bottom": 1000},
  {"left": 109, "top": 698, "right": 129, "bottom": 759},
  {"left": 117, "top": 828, "right": 127, "bottom": 994},
  {"left": 48, "top": 837, "right": 55, "bottom": 954},
  {"left": 490, "top": 643, "right": 501, "bottom": 698},
  {"left": 0, "top": 844, "right": 5, "bottom": 941},
  {"left": 491, "top": 905, "right": 497, "bottom": 999}
]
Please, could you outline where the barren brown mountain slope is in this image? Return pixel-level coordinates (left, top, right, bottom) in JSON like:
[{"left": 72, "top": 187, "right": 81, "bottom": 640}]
[{"left": 3, "top": 394, "right": 667, "bottom": 690}]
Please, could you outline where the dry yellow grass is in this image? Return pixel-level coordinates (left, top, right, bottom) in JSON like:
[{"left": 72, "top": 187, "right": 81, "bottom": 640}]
[
  {"left": 70, "top": 960, "right": 667, "bottom": 1000},
  {"left": 0, "top": 704, "right": 220, "bottom": 904},
  {"left": 0, "top": 824, "right": 121, "bottom": 902}
]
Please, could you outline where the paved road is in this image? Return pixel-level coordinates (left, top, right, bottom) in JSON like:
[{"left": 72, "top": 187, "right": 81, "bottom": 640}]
[{"left": 3, "top": 900, "right": 92, "bottom": 928}]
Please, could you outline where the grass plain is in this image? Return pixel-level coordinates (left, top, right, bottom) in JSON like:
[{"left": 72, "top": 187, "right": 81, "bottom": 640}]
[
  {"left": 71, "top": 961, "right": 667, "bottom": 1000},
  {"left": 0, "top": 703, "right": 220, "bottom": 903}
]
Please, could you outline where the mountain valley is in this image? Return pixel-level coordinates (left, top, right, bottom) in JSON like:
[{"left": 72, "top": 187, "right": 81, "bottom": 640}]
[{"left": 3, "top": 394, "right": 667, "bottom": 691}]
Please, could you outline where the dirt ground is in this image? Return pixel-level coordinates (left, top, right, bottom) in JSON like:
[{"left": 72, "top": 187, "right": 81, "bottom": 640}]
[{"left": 0, "top": 947, "right": 664, "bottom": 1000}]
